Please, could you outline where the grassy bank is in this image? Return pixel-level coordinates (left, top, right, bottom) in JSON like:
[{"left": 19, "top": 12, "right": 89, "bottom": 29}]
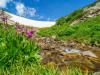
[
  {"left": 0, "top": 23, "right": 92, "bottom": 75},
  {"left": 37, "top": 15, "right": 100, "bottom": 46},
  {"left": 0, "top": 64, "right": 91, "bottom": 75}
]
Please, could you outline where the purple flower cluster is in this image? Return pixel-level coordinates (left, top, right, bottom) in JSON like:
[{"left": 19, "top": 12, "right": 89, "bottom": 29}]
[
  {"left": 15, "top": 23, "right": 36, "bottom": 39},
  {"left": 16, "top": 23, "right": 26, "bottom": 34},
  {"left": 2, "top": 17, "right": 7, "bottom": 22},
  {"left": 26, "top": 30, "right": 34, "bottom": 38},
  {"left": 0, "top": 10, "right": 8, "bottom": 25}
]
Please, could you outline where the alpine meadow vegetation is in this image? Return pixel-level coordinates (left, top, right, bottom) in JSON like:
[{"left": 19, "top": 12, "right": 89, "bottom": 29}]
[
  {"left": 0, "top": 1, "right": 100, "bottom": 75},
  {"left": 0, "top": 22, "right": 90, "bottom": 75}
]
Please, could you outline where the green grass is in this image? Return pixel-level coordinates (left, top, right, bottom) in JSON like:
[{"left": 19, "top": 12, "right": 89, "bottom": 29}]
[
  {"left": 55, "top": 1, "right": 99, "bottom": 26},
  {"left": 0, "top": 23, "right": 92, "bottom": 75},
  {"left": 86, "top": 1, "right": 99, "bottom": 8},
  {"left": 0, "top": 24, "right": 40, "bottom": 68},
  {"left": 56, "top": 8, "right": 85, "bottom": 25},
  {"left": 38, "top": 15, "right": 100, "bottom": 46},
  {"left": 0, "top": 63, "right": 90, "bottom": 75},
  {"left": 0, "top": 2, "right": 100, "bottom": 74}
]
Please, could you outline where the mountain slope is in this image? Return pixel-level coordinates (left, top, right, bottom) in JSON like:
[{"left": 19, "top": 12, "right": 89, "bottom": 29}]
[
  {"left": 56, "top": 1, "right": 100, "bottom": 26},
  {"left": 38, "top": 1, "right": 100, "bottom": 47},
  {"left": 37, "top": 2, "right": 100, "bottom": 71}
]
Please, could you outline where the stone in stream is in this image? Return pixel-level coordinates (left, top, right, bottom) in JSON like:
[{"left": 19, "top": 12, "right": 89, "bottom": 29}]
[
  {"left": 64, "top": 48, "right": 81, "bottom": 53},
  {"left": 64, "top": 48, "right": 97, "bottom": 58},
  {"left": 93, "top": 72, "right": 100, "bottom": 75},
  {"left": 82, "top": 51, "right": 97, "bottom": 58}
]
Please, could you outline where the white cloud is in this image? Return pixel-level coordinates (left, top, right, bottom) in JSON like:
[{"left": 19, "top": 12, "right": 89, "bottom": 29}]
[
  {"left": 38, "top": 15, "right": 44, "bottom": 19},
  {"left": 25, "top": 8, "right": 36, "bottom": 16},
  {"left": 15, "top": 3, "right": 37, "bottom": 17},
  {"left": 47, "top": 18, "right": 56, "bottom": 21},
  {"left": 16, "top": 3, "right": 25, "bottom": 16},
  {"left": 0, "top": 0, "right": 11, "bottom": 8},
  {"left": 47, "top": 18, "right": 51, "bottom": 21}
]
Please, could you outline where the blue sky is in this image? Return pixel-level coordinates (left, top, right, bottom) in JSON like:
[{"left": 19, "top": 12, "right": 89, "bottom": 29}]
[{"left": 0, "top": 0, "right": 96, "bottom": 21}]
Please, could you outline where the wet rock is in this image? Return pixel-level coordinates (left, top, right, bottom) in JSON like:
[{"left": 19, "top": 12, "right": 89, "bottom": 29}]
[
  {"left": 82, "top": 51, "right": 97, "bottom": 58},
  {"left": 63, "top": 53, "right": 81, "bottom": 60},
  {"left": 36, "top": 37, "right": 100, "bottom": 71},
  {"left": 64, "top": 48, "right": 97, "bottom": 58},
  {"left": 93, "top": 72, "right": 100, "bottom": 75},
  {"left": 65, "top": 48, "right": 81, "bottom": 53}
]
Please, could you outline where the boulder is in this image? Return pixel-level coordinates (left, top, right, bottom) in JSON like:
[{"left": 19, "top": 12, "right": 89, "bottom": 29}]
[{"left": 82, "top": 51, "right": 97, "bottom": 58}]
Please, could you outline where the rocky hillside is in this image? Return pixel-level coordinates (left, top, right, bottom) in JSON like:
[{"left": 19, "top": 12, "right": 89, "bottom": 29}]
[
  {"left": 56, "top": 1, "right": 100, "bottom": 25},
  {"left": 37, "top": 1, "right": 100, "bottom": 72},
  {"left": 71, "top": 1, "right": 100, "bottom": 25}
]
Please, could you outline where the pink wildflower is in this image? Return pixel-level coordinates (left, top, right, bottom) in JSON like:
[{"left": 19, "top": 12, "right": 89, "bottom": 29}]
[{"left": 26, "top": 30, "right": 34, "bottom": 38}]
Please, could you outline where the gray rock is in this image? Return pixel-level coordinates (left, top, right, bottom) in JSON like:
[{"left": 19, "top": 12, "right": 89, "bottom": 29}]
[
  {"left": 81, "top": 51, "right": 97, "bottom": 58},
  {"left": 93, "top": 72, "right": 100, "bottom": 75},
  {"left": 65, "top": 48, "right": 81, "bottom": 53}
]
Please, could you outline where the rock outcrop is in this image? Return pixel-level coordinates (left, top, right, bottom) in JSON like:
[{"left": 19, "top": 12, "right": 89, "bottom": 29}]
[
  {"left": 71, "top": 1, "right": 100, "bottom": 25},
  {"left": 36, "top": 37, "right": 100, "bottom": 71}
]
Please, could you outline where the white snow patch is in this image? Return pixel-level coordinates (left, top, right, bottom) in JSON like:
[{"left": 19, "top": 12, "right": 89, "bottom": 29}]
[{"left": 6, "top": 12, "right": 55, "bottom": 28}]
